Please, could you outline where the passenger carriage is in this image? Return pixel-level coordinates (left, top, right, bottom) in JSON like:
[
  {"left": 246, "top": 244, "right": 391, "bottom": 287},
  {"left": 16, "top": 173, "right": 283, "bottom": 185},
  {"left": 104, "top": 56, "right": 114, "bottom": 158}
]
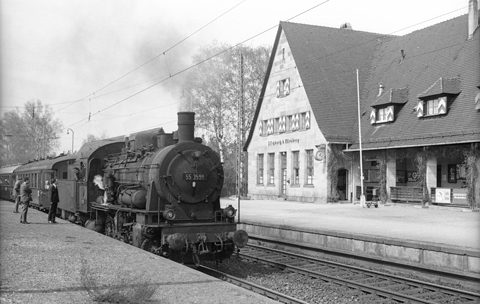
[
  {"left": 13, "top": 154, "right": 76, "bottom": 211},
  {"left": 0, "top": 164, "right": 22, "bottom": 201}
]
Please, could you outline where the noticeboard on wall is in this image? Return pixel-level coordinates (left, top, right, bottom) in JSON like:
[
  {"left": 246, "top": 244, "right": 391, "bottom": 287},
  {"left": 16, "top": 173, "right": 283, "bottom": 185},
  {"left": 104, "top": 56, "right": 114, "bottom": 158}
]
[{"left": 435, "top": 188, "right": 451, "bottom": 204}]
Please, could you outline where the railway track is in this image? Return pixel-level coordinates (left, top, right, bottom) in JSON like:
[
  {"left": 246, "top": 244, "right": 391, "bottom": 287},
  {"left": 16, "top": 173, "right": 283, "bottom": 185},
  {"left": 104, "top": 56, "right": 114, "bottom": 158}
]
[
  {"left": 198, "top": 265, "right": 310, "bottom": 304},
  {"left": 240, "top": 243, "right": 480, "bottom": 303}
]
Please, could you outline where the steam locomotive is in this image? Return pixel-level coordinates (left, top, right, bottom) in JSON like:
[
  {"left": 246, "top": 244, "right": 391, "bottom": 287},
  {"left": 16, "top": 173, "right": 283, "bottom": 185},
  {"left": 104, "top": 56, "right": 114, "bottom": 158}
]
[{"left": 2, "top": 112, "right": 248, "bottom": 265}]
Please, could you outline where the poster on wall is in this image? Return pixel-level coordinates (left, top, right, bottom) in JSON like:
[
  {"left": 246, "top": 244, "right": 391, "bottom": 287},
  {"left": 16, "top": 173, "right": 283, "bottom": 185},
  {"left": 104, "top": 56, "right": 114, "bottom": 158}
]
[
  {"left": 407, "top": 171, "right": 418, "bottom": 182},
  {"left": 448, "top": 164, "right": 457, "bottom": 183},
  {"left": 456, "top": 164, "right": 466, "bottom": 180},
  {"left": 435, "top": 188, "right": 451, "bottom": 204},
  {"left": 396, "top": 170, "right": 406, "bottom": 183}
]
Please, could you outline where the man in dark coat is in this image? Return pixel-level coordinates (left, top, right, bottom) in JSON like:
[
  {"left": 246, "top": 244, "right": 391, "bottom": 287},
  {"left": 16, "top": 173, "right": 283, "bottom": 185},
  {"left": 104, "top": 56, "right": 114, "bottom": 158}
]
[
  {"left": 13, "top": 176, "right": 23, "bottom": 213},
  {"left": 48, "top": 178, "right": 59, "bottom": 223},
  {"left": 20, "top": 177, "right": 32, "bottom": 224}
]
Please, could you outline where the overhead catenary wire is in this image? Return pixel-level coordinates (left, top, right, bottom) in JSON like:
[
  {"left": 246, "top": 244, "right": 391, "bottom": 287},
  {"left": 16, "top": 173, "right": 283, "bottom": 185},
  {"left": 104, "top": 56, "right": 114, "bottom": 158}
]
[
  {"left": 53, "top": 0, "right": 247, "bottom": 113},
  {"left": 65, "top": 0, "right": 332, "bottom": 129}
]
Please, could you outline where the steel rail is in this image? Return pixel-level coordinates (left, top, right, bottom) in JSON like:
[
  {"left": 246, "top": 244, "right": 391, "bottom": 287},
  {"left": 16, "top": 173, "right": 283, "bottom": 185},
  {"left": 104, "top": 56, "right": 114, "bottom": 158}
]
[
  {"left": 241, "top": 244, "right": 480, "bottom": 303},
  {"left": 197, "top": 265, "right": 310, "bottom": 304}
]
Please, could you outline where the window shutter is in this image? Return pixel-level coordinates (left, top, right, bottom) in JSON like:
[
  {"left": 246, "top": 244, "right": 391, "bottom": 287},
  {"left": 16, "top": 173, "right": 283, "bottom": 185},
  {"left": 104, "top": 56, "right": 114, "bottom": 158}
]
[
  {"left": 386, "top": 105, "right": 394, "bottom": 121},
  {"left": 370, "top": 109, "right": 376, "bottom": 124},
  {"left": 415, "top": 100, "right": 424, "bottom": 117}
]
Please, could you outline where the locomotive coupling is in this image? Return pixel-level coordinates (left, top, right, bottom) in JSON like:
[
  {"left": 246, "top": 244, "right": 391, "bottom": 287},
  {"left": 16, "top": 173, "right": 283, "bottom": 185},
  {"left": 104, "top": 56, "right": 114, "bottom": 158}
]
[
  {"left": 229, "top": 230, "right": 249, "bottom": 248},
  {"left": 167, "top": 233, "right": 185, "bottom": 251}
]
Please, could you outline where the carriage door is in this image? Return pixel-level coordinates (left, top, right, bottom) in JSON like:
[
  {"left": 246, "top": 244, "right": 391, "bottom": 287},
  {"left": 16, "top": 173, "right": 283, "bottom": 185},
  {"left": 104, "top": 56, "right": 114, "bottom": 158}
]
[{"left": 280, "top": 152, "right": 287, "bottom": 197}]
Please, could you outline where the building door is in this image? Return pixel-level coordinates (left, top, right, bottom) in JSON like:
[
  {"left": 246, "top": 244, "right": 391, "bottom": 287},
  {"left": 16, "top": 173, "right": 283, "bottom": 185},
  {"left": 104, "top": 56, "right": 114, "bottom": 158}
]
[
  {"left": 280, "top": 152, "right": 287, "bottom": 196},
  {"left": 337, "top": 169, "right": 348, "bottom": 200}
]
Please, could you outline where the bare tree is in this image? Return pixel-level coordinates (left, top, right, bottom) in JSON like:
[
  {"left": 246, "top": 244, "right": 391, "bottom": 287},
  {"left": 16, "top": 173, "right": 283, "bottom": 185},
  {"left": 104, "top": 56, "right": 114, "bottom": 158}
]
[
  {"left": 181, "top": 42, "right": 270, "bottom": 194},
  {"left": 0, "top": 99, "right": 62, "bottom": 165},
  {"left": 81, "top": 131, "right": 109, "bottom": 145}
]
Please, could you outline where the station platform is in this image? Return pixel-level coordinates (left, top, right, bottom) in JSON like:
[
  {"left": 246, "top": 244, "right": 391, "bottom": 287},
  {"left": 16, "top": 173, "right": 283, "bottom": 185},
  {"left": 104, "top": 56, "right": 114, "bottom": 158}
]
[
  {"left": 0, "top": 200, "right": 278, "bottom": 304},
  {"left": 220, "top": 198, "right": 480, "bottom": 281}
]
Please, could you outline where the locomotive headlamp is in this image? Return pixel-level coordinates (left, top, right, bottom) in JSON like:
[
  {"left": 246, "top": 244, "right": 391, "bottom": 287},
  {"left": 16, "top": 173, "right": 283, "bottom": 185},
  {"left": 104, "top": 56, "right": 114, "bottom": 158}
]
[
  {"left": 163, "top": 208, "right": 176, "bottom": 220},
  {"left": 223, "top": 205, "right": 236, "bottom": 218}
]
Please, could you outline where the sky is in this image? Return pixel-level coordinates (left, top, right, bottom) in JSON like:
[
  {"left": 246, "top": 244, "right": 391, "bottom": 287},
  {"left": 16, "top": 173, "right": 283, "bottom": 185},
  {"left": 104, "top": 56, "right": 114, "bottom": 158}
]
[{"left": 0, "top": 0, "right": 470, "bottom": 154}]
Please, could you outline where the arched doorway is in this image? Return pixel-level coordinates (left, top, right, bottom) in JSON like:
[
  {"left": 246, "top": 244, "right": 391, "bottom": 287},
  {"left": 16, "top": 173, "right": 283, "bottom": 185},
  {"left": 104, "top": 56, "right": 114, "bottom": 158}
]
[{"left": 337, "top": 169, "right": 348, "bottom": 201}]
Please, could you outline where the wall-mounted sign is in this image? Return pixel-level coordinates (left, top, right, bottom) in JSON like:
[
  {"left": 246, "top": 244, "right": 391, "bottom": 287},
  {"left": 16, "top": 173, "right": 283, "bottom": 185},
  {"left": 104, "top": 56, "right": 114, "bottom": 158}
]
[
  {"left": 267, "top": 138, "right": 300, "bottom": 146},
  {"left": 435, "top": 188, "right": 451, "bottom": 204}
]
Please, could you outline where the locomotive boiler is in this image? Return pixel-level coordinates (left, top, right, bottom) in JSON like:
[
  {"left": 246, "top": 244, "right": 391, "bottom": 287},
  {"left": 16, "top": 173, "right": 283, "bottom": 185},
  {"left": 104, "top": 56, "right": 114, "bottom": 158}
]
[{"left": 89, "top": 112, "right": 248, "bottom": 264}]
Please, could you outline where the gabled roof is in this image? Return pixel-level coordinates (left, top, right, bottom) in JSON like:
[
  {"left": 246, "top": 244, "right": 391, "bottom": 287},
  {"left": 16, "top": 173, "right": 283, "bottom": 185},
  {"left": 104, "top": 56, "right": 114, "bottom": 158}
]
[
  {"left": 349, "top": 13, "right": 480, "bottom": 150},
  {"left": 283, "top": 22, "right": 387, "bottom": 142},
  {"left": 244, "top": 22, "right": 387, "bottom": 149},
  {"left": 417, "top": 77, "right": 461, "bottom": 99},
  {"left": 372, "top": 87, "right": 409, "bottom": 107}
]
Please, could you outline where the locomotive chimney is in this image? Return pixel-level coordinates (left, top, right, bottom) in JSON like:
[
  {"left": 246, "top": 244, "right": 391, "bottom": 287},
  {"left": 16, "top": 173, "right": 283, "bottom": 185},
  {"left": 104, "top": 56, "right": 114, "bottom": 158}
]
[{"left": 177, "top": 112, "right": 195, "bottom": 142}]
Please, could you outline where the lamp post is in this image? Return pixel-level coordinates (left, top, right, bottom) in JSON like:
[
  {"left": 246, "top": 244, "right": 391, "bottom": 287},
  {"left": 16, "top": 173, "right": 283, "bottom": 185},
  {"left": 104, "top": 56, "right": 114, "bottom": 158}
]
[{"left": 67, "top": 128, "right": 74, "bottom": 154}]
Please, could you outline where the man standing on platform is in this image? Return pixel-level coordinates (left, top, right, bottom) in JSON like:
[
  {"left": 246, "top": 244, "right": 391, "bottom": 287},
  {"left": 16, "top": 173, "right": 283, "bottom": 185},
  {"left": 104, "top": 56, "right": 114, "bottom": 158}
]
[
  {"left": 13, "top": 176, "right": 22, "bottom": 213},
  {"left": 48, "top": 178, "right": 59, "bottom": 223},
  {"left": 20, "top": 177, "right": 32, "bottom": 224}
]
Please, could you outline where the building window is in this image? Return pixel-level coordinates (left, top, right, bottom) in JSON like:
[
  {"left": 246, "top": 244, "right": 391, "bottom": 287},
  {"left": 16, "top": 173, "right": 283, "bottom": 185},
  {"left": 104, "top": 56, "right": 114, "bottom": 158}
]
[
  {"left": 426, "top": 97, "right": 447, "bottom": 115},
  {"left": 257, "top": 154, "right": 264, "bottom": 184},
  {"left": 299, "top": 112, "right": 311, "bottom": 130},
  {"left": 268, "top": 153, "right": 275, "bottom": 185},
  {"left": 292, "top": 151, "right": 299, "bottom": 185},
  {"left": 372, "top": 105, "right": 394, "bottom": 123},
  {"left": 274, "top": 118, "right": 280, "bottom": 134},
  {"left": 377, "top": 108, "right": 387, "bottom": 122},
  {"left": 276, "top": 78, "right": 290, "bottom": 98},
  {"left": 286, "top": 115, "right": 292, "bottom": 132},
  {"left": 305, "top": 150, "right": 314, "bottom": 185}
]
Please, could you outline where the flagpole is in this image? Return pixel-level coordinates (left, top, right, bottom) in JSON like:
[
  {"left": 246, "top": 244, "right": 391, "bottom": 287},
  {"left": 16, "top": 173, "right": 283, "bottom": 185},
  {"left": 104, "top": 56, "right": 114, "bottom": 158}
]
[{"left": 356, "top": 69, "right": 366, "bottom": 208}]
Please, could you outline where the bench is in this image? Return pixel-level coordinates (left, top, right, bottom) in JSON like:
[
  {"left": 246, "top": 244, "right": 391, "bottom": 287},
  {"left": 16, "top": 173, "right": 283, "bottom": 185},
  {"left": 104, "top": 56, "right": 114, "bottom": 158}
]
[{"left": 390, "top": 186, "right": 423, "bottom": 202}]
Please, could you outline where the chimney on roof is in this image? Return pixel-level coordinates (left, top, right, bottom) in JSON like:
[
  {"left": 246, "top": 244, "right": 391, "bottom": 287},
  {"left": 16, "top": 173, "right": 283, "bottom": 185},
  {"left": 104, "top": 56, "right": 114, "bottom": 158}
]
[
  {"left": 377, "top": 83, "right": 385, "bottom": 97},
  {"left": 340, "top": 22, "right": 352, "bottom": 30},
  {"left": 468, "top": 0, "right": 479, "bottom": 39}
]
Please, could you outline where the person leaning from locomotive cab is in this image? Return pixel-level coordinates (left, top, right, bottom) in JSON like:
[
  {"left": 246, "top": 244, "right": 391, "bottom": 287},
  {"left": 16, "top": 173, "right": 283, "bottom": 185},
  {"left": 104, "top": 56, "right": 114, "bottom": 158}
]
[
  {"left": 13, "top": 176, "right": 23, "bottom": 213},
  {"left": 19, "top": 177, "right": 32, "bottom": 224},
  {"left": 48, "top": 178, "right": 59, "bottom": 224},
  {"left": 73, "top": 167, "right": 80, "bottom": 181},
  {"left": 73, "top": 166, "right": 85, "bottom": 182}
]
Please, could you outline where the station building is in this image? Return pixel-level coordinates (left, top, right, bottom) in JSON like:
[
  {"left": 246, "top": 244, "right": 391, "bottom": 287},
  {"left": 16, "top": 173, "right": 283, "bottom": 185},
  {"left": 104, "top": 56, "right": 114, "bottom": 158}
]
[{"left": 244, "top": 0, "right": 480, "bottom": 207}]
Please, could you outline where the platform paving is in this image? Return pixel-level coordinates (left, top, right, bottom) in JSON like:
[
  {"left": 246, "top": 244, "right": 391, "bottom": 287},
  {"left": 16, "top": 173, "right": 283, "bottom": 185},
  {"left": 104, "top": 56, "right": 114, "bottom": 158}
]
[
  {"left": 0, "top": 200, "right": 279, "bottom": 304},
  {"left": 220, "top": 198, "right": 480, "bottom": 251}
]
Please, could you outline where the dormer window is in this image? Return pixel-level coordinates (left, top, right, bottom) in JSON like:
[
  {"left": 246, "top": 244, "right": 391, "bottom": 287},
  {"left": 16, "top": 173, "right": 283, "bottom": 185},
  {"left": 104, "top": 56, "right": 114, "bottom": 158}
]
[
  {"left": 369, "top": 87, "right": 408, "bottom": 125},
  {"left": 276, "top": 78, "right": 290, "bottom": 98},
  {"left": 416, "top": 77, "right": 460, "bottom": 118}
]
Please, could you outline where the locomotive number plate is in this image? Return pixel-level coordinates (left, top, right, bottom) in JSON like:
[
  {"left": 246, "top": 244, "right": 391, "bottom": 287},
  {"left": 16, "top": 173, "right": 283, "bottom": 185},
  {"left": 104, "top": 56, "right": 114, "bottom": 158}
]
[{"left": 183, "top": 173, "right": 206, "bottom": 181}]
